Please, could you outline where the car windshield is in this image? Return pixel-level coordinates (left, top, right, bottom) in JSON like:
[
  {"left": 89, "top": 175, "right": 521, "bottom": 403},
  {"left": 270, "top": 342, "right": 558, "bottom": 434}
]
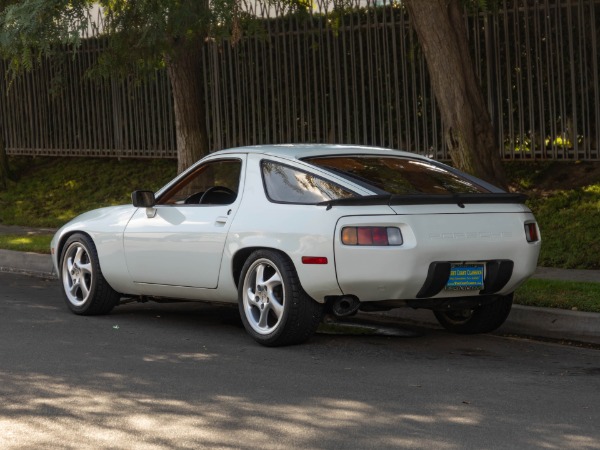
[{"left": 303, "top": 156, "right": 489, "bottom": 195}]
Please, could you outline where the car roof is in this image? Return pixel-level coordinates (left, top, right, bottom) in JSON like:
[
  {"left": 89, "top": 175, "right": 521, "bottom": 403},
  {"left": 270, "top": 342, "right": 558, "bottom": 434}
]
[{"left": 210, "top": 144, "right": 429, "bottom": 162}]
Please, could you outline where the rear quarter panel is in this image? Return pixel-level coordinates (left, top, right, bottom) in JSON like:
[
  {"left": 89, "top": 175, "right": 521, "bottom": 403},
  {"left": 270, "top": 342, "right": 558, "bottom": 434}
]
[{"left": 223, "top": 153, "right": 395, "bottom": 302}]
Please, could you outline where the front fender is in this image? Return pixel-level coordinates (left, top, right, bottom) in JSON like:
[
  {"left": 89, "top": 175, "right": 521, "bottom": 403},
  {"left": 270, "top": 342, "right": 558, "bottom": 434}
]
[{"left": 51, "top": 205, "right": 138, "bottom": 294}]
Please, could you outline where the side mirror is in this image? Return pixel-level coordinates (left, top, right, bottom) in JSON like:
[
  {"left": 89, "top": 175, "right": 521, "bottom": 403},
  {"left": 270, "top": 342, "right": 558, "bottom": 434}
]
[{"left": 131, "top": 190, "right": 156, "bottom": 208}]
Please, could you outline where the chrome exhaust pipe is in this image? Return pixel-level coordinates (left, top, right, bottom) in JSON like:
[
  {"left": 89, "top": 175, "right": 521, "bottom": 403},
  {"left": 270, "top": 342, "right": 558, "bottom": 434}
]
[{"left": 330, "top": 296, "right": 360, "bottom": 318}]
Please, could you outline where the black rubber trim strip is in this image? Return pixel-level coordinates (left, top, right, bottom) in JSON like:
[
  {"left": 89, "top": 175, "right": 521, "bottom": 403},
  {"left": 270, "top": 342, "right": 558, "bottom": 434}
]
[
  {"left": 480, "top": 260, "right": 514, "bottom": 294},
  {"left": 318, "top": 193, "right": 528, "bottom": 210},
  {"left": 416, "top": 262, "right": 452, "bottom": 299},
  {"left": 417, "top": 260, "right": 515, "bottom": 299}
]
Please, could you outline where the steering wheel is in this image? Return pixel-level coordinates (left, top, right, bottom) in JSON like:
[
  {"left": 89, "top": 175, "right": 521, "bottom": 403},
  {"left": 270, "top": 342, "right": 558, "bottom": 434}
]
[
  {"left": 198, "top": 186, "right": 236, "bottom": 204},
  {"left": 183, "top": 192, "right": 204, "bottom": 204}
]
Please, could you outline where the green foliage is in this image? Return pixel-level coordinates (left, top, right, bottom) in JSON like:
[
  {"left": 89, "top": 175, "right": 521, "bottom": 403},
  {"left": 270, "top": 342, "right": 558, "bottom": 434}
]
[
  {"left": 0, "top": 157, "right": 176, "bottom": 228},
  {"left": 528, "top": 189, "right": 600, "bottom": 270},
  {"left": 0, "top": 0, "right": 405, "bottom": 80},
  {"left": 0, "top": 0, "right": 90, "bottom": 74},
  {"left": 506, "top": 161, "right": 600, "bottom": 270},
  {"left": 504, "top": 161, "right": 554, "bottom": 190},
  {"left": 0, "top": 0, "right": 245, "bottom": 79},
  {"left": 94, "top": 0, "right": 211, "bottom": 76}
]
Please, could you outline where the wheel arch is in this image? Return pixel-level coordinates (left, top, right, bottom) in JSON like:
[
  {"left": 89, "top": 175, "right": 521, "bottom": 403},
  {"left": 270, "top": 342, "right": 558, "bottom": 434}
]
[
  {"left": 56, "top": 230, "right": 95, "bottom": 273},
  {"left": 235, "top": 246, "right": 324, "bottom": 346},
  {"left": 58, "top": 230, "right": 120, "bottom": 315},
  {"left": 231, "top": 246, "right": 295, "bottom": 289}
]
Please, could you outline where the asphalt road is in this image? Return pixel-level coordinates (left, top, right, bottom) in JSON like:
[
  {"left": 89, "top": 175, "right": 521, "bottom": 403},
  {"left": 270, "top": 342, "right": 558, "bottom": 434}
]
[{"left": 1, "top": 272, "right": 599, "bottom": 450}]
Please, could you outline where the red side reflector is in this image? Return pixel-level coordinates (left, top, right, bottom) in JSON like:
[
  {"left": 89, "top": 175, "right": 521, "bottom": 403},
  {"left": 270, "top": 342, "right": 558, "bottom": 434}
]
[
  {"left": 302, "top": 256, "right": 328, "bottom": 265},
  {"left": 525, "top": 222, "right": 539, "bottom": 242}
]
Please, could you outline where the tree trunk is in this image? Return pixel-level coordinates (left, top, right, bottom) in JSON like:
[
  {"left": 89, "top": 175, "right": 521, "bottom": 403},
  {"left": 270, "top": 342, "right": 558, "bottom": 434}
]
[
  {"left": 404, "top": 0, "right": 508, "bottom": 190},
  {"left": 0, "top": 131, "right": 10, "bottom": 190},
  {"left": 166, "top": 42, "right": 209, "bottom": 174}
]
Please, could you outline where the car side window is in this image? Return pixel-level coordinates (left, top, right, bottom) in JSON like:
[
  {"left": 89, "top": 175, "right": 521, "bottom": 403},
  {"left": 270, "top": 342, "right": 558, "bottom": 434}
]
[
  {"left": 261, "top": 160, "right": 356, "bottom": 204},
  {"left": 158, "top": 159, "right": 241, "bottom": 205}
]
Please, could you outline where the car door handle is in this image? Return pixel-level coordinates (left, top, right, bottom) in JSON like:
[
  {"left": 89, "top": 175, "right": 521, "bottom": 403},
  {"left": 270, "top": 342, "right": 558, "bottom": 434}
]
[{"left": 215, "top": 216, "right": 228, "bottom": 225}]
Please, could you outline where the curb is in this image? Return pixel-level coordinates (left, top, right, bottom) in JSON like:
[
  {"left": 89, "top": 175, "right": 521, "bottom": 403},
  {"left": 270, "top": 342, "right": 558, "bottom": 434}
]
[
  {"left": 0, "top": 249, "right": 55, "bottom": 278},
  {"left": 499, "top": 305, "right": 600, "bottom": 345},
  {"left": 534, "top": 267, "right": 600, "bottom": 284},
  {"left": 365, "top": 305, "right": 600, "bottom": 346},
  {"left": 2, "top": 249, "right": 599, "bottom": 346}
]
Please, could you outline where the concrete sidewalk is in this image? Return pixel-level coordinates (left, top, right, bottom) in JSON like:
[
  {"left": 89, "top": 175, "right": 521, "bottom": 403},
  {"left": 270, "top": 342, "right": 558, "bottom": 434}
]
[{"left": 0, "top": 224, "right": 599, "bottom": 346}]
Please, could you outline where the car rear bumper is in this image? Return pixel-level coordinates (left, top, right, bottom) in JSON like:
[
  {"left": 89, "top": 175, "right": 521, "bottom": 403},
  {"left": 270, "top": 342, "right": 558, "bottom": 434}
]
[{"left": 333, "top": 212, "right": 541, "bottom": 302}]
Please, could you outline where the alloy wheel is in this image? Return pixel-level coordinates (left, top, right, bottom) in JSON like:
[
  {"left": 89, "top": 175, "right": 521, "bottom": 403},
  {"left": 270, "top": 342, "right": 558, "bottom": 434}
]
[
  {"left": 62, "top": 242, "right": 94, "bottom": 307},
  {"left": 242, "top": 258, "right": 285, "bottom": 335}
]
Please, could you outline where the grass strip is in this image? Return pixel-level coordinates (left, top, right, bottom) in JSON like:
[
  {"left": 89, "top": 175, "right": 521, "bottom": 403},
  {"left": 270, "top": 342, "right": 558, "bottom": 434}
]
[
  {"left": 0, "top": 234, "right": 52, "bottom": 254},
  {"left": 514, "top": 278, "right": 600, "bottom": 313}
]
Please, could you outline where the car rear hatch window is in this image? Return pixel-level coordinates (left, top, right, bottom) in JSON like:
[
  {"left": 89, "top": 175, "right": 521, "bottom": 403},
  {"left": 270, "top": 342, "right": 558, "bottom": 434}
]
[{"left": 303, "top": 155, "right": 489, "bottom": 195}]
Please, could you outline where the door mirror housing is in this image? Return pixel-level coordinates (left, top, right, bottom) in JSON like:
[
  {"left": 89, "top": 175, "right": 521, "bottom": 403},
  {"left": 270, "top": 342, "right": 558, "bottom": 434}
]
[{"left": 131, "top": 190, "right": 156, "bottom": 208}]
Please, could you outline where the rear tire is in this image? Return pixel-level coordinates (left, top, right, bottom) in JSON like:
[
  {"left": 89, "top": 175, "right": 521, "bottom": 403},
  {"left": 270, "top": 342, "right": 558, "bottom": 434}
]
[
  {"left": 433, "top": 294, "right": 513, "bottom": 334},
  {"left": 60, "top": 233, "right": 119, "bottom": 315},
  {"left": 238, "top": 250, "right": 323, "bottom": 346}
]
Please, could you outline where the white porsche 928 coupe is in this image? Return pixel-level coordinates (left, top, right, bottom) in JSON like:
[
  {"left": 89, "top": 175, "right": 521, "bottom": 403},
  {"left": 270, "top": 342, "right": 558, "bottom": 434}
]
[{"left": 51, "top": 145, "right": 541, "bottom": 346}]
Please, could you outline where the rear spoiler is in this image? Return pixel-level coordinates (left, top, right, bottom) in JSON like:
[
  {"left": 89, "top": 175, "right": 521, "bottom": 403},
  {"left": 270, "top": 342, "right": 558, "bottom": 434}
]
[{"left": 317, "top": 193, "right": 528, "bottom": 210}]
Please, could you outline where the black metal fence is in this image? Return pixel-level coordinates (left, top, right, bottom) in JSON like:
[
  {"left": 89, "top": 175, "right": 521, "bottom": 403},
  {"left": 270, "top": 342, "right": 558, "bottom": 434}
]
[{"left": 1, "top": 0, "right": 598, "bottom": 160}]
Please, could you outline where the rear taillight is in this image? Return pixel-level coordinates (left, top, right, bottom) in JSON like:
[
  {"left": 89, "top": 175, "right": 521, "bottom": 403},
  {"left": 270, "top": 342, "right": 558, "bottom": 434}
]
[
  {"left": 524, "top": 222, "right": 539, "bottom": 242},
  {"left": 341, "top": 227, "right": 403, "bottom": 246}
]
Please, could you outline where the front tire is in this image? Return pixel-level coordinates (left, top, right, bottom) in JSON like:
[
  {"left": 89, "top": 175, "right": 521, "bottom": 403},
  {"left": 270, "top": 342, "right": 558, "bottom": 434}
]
[
  {"left": 60, "top": 233, "right": 119, "bottom": 315},
  {"left": 433, "top": 294, "right": 513, "bottom": 334},
  {"left": 238, "top": 250, "right": 323, "bottom": 346}
]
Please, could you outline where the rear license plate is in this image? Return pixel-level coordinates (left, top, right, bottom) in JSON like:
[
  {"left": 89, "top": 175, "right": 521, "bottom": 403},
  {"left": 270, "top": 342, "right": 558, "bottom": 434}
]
[{"left": 445, "top": 263, "right": 485, "bottom": 291}]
